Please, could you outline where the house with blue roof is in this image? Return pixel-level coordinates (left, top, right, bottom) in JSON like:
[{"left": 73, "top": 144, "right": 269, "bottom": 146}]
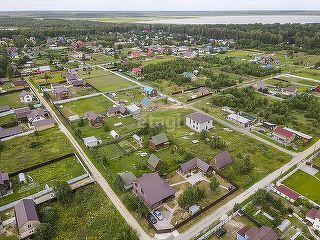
[
  {"left": 264, "top": 64, "right": 273, "bottom": 70},
  {"left": 182, "top": 72, "right": 198, "bottom": 81},
  {"left": 143, "top": 86, "right": 157, "bottom": 97},
  {"left": 140, "top": 97, "right": 154, "bottom": 109}
]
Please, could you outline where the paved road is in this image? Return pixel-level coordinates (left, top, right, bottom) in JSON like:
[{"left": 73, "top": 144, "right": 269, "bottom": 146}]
[{"left": 28, "top": 82, "right": 152, "bottom": 240}]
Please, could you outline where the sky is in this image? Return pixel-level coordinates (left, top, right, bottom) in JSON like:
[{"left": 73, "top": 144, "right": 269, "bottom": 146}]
[{"left": 1, "top": 0, "right": 320, "bottom": 11}]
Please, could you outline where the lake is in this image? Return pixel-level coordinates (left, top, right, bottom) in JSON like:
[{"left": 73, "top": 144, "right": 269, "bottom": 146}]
[{"left": 139, "top": 15, "right": 320, "bottom": 24}]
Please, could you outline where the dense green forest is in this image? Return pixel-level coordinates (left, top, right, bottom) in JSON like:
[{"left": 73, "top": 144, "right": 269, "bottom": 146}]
[{"left": 0, "top": 17, "right": 320, "bottom": 51}]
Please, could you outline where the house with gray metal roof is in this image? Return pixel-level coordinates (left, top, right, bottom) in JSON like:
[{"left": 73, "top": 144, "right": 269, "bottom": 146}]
[
  {"left": 186, "top": 112, "right": 213, "bottom": 133},
  {"left": 147, "top": 154, "right": 161, "bottom": 171},
  {"left": 118, "top": 172, "right": 137, "bottom": 190},
  {"left": 14, "top": 199, "right": 40, "bottom": 239},
  {"left": 149, "top": 133, "right": 170, "bottom": 150}
]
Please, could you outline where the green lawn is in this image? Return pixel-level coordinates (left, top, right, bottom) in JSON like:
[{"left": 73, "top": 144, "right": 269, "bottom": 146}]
[
  {"left": 59, "top": 95, "right": 113, "bottom": 117},
  {"left": 313, "top": 154, "right": 320, "bottom": 166},
  {"left": 0, "top": 128, "right": 74, "bottom": 173},
  {"left": 72, "top": 115, "right": 139, "bottom": 142},
  {"left": 141, "top": 108, "right": 291, "bottom": 188},
  {"left": 0, "top": 92, "right": 28, "bottom": 109},
  {"left": 29, "top": 71, "right": 66, "bottom": 84},
  {"left": 86, "top": 72, "right": 136, "bottom": 92},
  {"left": 38, "top": 184, "right": 138, "bottom": 240},
  {"left": 78, "top": 68, "right": 107, "bottom": 78},
  {"left": 84, "top": 53, "right": 115, "bottom": 65},
  {"left": 221, "top": 49, "right": 263, "bottom": 59},
  {"left": 295, "top": 69, "right": 320, "bottom": 81},
  {"left": 283, "top": 170, "right": 320, "bottom": 204},
  {"left": 0, "top": 156, "right": 86, "bottom": 206},
  {"left": 0, "top": 114, "right": 15, "bottom": 126},
  {"left": 113, "top": 87, "right": 145, "bottom": 104}
]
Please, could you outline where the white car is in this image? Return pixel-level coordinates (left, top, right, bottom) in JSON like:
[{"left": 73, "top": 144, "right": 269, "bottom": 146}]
[{"left": 153, "top": 210, "right": 164, "bottom": 221}]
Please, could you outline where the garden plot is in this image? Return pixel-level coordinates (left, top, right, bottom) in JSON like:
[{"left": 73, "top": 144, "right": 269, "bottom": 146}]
[
  {"left": 282, "top": 170, "right": 320, "bottom": 204},
  {"left": 110, "top": 87, "right": 145, "bottom": 104},
  {"left": 0, "top": 156, "right": 86, "bottom": 206},
  {"left": 86, "top": 71, "right": 136, "bottom": 92},
  {"left": 0, "top": 128, "right": 74, "bottom": 173},
  {"left": 58, "top": 95, "right": 113, "bottom": 117},
  {"left": 71, "top": 115, "right": 140, "bottom": 143},
  {"left": 29, "top": 71, "right": 65, "bottom": 84},
  {"left": 0, "top": 92, "right": 35, "bottom": 109},
  {"left": 37, "top": 185, "right": 138, "bottom": 240},
  {"left": 142, "top": 108, "right": 290, "bottom": 188}
]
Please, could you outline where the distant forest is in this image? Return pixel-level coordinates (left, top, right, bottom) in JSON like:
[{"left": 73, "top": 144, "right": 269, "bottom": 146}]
[{"left": 0, "top": 17, "right": 320, "bottom": 52}]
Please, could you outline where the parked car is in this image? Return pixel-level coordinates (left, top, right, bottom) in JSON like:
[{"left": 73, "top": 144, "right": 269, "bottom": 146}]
[
  {"left": 153, "top": 210, "right": 164, "bottom": 221},
  {"left": 146, "top": 213, "right": 157, "bottom": 224},
  {"left": 215, "top": 227, "right": 227, "bottom": 238}
]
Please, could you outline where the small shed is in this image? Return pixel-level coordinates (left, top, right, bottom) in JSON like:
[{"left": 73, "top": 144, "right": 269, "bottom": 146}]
[
  {"left": 110, "top": 130, "right": 119, "bottom": 139},
  {"left": 189, "top": 205, "right": 200, "bottom": 216},
  {"left": 147, "top": 154, "right": 161, "bottom": 171},
  {"left": 277, "top": 219, "right": 291, "bottom": 232},
  {"left": 83, "top": 136, "right": 99, "bottom": 148},
  {"left": 18, "top": 173, "right": 26, "bottom": 184},
  {"left": 133, "top": 134, "right": 143, "bottom": 145},
  {"left": 126, "top": 104, "right": 141, "bottom": 116},
  {"left": 118, "top": 172, "right": 137, "bottom": 190}
]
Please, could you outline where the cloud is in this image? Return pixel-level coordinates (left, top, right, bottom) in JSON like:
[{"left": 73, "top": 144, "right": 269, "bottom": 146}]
[{"left": 1, "top": 0, "right": 319, "bottom": 11}]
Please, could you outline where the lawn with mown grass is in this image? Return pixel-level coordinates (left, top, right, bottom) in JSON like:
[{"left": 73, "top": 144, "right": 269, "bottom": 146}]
[
  {"left": 0, "top": 156, "right": 86, "bottom": 206},
  {"left": 0, "top": 128, "right": 74, "bottom": 173},
  {"left": 0, "top": 92, "right": 31, "bottom": 109},
  {"left": 0, "top": 114, "right": 15, "bottom": 126},
  {"left": 58, "top": 95, "right": 114, "bottom": 117},
  {"left": 29, "top": 71, "right": 66, "bottom": 84},
  {"left": 84, "top": 53, "right": 115, "bottom": 65},
  {"left": 313, "top": 154, "right": 320, "bottom": 166},
  {"left": 38, "top": 184, "right": 138, "bottom": 240},
  {"left": 86, "top": 72, "right": 136, "bottom": 92},
  {"left": 283, "top": 170, "right": 320, "bottom": 204}
]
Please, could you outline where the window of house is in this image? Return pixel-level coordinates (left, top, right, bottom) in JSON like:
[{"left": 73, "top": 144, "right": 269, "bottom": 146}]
[{"left": 27, "top": 224, "right": 32, "bottom": 229}]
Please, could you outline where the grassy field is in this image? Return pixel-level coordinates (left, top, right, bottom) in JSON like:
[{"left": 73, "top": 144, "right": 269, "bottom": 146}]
[
  {"left": 84, "top": 53, "right": 115, "bottom": 65},
  {"left": 86, "top": 71, "right": 136, "bottom": 92},
  {"left": 140, "top": 108, "right": 290, "bottom": 188},
  {"left": 0, "top": 114, "right": 15, "bottom": 126},
  {"left": 38, "top": 184, "right": 138, "bottom": 240},
  {"left": 58, "top": 95, "right": 114, "bottom": 117},
  {"left": 0, "top": 92, "right": 30, "bottom": 108},
  {"left": 29, "top": 71, "right": 66, "bottom": 84},
  {"left": 294, "top": 69, "right": 320, "bottom": 81},
  {"left": 283, "top": 170, "right": 320, "bottom": 204},
  {"left": 78, "top": 68, "right": 107, "bottom": 78},
  {"left": 72, "top": 115, "right": 140, "bottom": 142},
  {"left": 313, "top": 154, "right": 320, "bottom": 166},
  {"left": 221, "top": 49, "right": 263, "bottom": 59},
  {"left": 113, "top": 87, "right": 145, "bottom": 104},
  {"left": 0, "top": 156, "right": 86, "bottom": 206},
  {"left": 0, "top": 128, "right": 74, "bottom": 173}
]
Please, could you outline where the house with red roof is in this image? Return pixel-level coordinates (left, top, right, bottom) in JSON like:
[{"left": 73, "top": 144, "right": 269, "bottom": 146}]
[
  {"left": 313, "top": 86, "right": 320, "bottom": 93},
  {"left": 306, "top": 208, "right": 320, "bottom": 230},
  {"left": 130, "top": 50, "right": 146, "bottom": 58},
  {"left": 273, "top": 126, "right": 296, "bottom": 145},
  {"left": 132, "top": 67, "right": 142, "bottom": 75},
  {"left": 275, "top": 185, "right": 300, "bottom": 203}
]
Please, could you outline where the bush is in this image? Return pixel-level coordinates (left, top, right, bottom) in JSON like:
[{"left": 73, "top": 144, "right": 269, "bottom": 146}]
[
  {"left": 209, "top": 176, "right": 219, "bottom": 192},
  {"left": 54, "top": 182, "right": 73, "bottom": 204},
  {"left": 123, "top": 193, "right": 149, "bottom": 217},
  {"left": 34, "top": 223, "right": 56, "bottom": 240},
  {"left": 40, "top": 206, "right": 58, "bottom": 225},
  {"left": 200, "top": 130, "right": 209, "bottom": 140},
  {"left": 237, "top": 156, "right": 254, "bottom": 175},
  {"left": 177, "top": 186, "right": 206, "bottom": 209}
]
